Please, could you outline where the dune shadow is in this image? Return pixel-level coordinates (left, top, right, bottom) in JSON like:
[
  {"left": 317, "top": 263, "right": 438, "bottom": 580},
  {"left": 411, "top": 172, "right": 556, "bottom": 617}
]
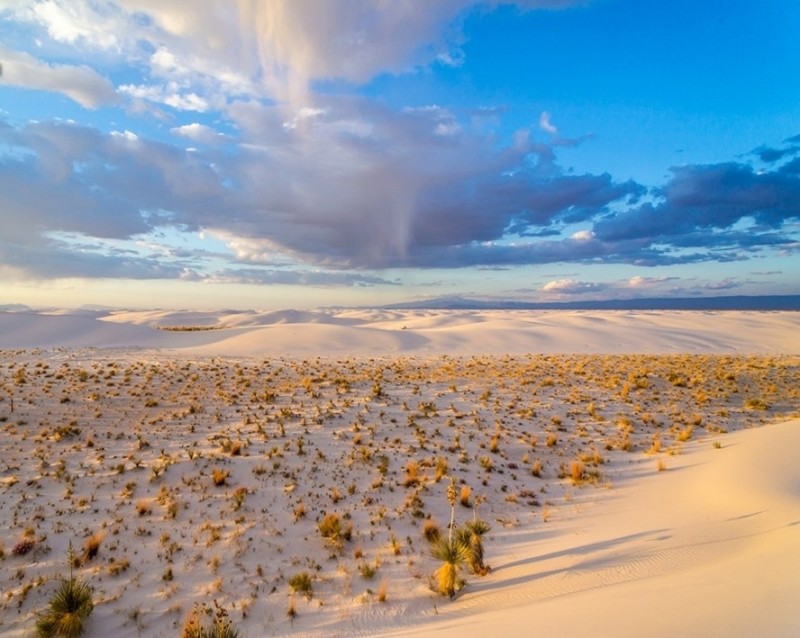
[{"left": 493, "top": 528, "right": 670, "bottom": 573}]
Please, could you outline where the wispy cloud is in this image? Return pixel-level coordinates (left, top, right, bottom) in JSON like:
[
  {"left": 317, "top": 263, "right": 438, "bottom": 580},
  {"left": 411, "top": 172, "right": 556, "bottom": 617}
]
[{"left": 539, "top": 111, "right": 557, "bottom": 135}]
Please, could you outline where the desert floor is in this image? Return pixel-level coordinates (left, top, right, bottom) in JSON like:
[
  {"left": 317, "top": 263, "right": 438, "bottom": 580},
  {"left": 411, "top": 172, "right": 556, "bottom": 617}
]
[{"left": 1, "top": 309, "right": 798, "bottom": 637}]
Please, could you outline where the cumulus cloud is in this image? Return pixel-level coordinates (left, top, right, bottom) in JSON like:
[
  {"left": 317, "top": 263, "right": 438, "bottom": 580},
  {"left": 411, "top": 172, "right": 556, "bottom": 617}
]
[
  {"left": 593, "top": 160, "right": 800, "bottom": 257},
  {"left": 541, "top": 278, "right": 605, "bottom": 294},
  {"left": 209, "top": 96, "right": 647, "bottom": 268}
]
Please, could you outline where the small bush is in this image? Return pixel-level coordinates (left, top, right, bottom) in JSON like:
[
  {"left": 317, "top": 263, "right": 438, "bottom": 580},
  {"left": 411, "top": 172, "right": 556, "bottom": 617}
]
[
  {"left": 459, "top": 485, "right": 472, "bottom": 508},
  {"left": 570, "top": 461, "right": 585, "bottom": 483},
  {"left": 318, "top": 512, "right": 351, "bottom": 543},
  {"left": 83, "top": 533, "right": 103, "bottom": 562},
  {"left": 359, "top": 561, "right": 378, "bottom": 579},
  {"left": 211, "top": 468, "right": 229, "bottom": 487},
  {"left": 181, "top": 603, "right": 240, "bottom": 638},
  {"left": 403, "top": 460, "right": 420, "bottom": 487},
  {"left": 422, "top": 519, "right": 441, "bottom": 542},
  {"left": 288, "top": 571, "right": 313, "bottom": 597},
  {"left": 12, "top": 537, "right": 35, "bottom": 556},
  {"left": 745, "top": 398, "right": 770, "bottom": 411}
]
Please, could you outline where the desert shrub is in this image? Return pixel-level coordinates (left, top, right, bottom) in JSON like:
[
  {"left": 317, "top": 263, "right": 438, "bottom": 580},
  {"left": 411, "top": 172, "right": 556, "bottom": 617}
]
[
  {"left": 231, "top": 487, "right": 247, "bottom": 511},
  {"left": 745, "top": 398, "right": 770, "bottom": 411},
  {"left": 35, "top": 578, "right": 94, "bottom": 638},
  {"left": 358, "top": 561, "right": 377, "bottom": 579},
  {"left": 35, "top": 545, "right": 93, "bottom": 638},
  {"left": 318, "top": 512, "right": 342, "bottom": 540},
  {"left": 12, "top": 537, "right": 35, "bottom": 556},
  {"left": 422, "top": 519, "right": 441, "bottom": 542},
  {"left": 288, "top": 571, "right": 313, "bottom": 597},
  {"left": 570, "top": 461, "right": 585, "bottom": 483},
  {"left": 181, "top": 603, "right": 240, "bottom": 638},
  {"left": 211, "top": 468, "right": 229, "bottom": 486},
  {"left": 83, "top": 533, "right": 103, "bottom": 562},
  {"left": 459, "top": 485, "right": 472, "bottom": 508},
  {"left": 403, "top": 460, "right": 420, "bottom": 487},
  {"left": 107, "top": 557, "right": 130, "bottom": 576},
  {"left": 434, "top": 457, "right": 448, "bottom": 482}
]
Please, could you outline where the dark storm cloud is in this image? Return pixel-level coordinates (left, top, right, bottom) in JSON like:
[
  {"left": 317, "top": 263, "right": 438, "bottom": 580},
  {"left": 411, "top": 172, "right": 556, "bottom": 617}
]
[{"left": 594, "top": 161, "right": 800, "bottom": 247}]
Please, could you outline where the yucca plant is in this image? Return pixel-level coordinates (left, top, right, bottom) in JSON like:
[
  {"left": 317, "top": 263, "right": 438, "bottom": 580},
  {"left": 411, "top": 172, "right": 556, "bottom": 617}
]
[
  {"left": 35, "top": 543, "right": 94, "bottom": 638},
  {"left": 456, "top": 518, "right": 491, "bottom": 575},
  {"left": 429, "top": 477, "right": 470, "bottom": 598},
  {"left": 429, "top": 534, "right": 470, "bottom": 598}
]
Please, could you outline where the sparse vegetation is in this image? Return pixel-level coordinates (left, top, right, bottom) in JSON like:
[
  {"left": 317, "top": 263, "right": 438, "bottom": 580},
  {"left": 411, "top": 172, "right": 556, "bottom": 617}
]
[
  {"left": 0, "top": 349, "right": 796, "bottom": 634},
  {"left": 181, "top": 602, "right": 240, "bottom": 638}
]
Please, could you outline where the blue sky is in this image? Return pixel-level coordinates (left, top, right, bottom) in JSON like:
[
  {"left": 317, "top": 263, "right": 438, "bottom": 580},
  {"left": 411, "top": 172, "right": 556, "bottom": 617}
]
[{"left": 1, "top": 0, "right": 798, "bottom": 309}]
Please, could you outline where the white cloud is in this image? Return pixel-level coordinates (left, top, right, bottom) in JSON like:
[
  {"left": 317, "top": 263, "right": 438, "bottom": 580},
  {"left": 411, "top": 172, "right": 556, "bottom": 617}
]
[
  {"left": 119, "top": 83, "right": 209, "bottom": 112},
  {"left": 110, "top": 129, "right": 138, "bottom": 141},
  {"left": 282, "top": 107, "right": 327, "bottom": 130},
  {"left": 4, "top": 0, "right": 588, "bottom": 110},
  {"left": 541, "top": 278, "right": 603, "bottom": 294},
  {"left": 27, "top": 0, "right": 122, "bottom": 50},
  {"left": 170, "top": 123, "right": 228, "bottom": 144},
  {"left": 0, "top": 44, "right": 118, "bottom": 108},
  {"left": 539, "top": 111, "right": 558, "bottom": 134},
  {"left": 570, "top": 229, "right": 594, "bottom": 242}
]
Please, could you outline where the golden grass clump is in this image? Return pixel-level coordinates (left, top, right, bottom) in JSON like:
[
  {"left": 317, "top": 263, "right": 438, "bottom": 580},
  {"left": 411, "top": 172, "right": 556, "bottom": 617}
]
[
  {"left": 459, "top": 485, "right": 472, "bottom": 508},
  {"left": 211, "top": 468, "right": 230, "bottom": 486}
]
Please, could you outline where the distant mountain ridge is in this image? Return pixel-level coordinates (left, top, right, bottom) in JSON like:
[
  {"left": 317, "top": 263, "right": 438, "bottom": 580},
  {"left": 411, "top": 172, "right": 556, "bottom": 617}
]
[{"left": 381, "top": 295, "right": 800, "bottom": 311}]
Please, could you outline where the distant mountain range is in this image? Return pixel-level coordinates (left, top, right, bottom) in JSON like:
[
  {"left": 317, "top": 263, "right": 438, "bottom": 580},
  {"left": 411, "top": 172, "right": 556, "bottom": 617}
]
[
  {"left": 381, "top": 295, "right": 800, "bottom": 311},
  {"left": 3, "top": 295, "right": 799, "bottom": 314}
]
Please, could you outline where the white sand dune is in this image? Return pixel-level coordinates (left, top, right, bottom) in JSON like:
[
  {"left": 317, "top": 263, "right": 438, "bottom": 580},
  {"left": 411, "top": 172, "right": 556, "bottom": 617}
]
[
  {"left": 1, "top": 308, "right": 798, "bottom": 354},
  {"left": 384, "top": 419, "right": 800, "bottom": 638},
  {"left": 0, "top": 308, "right": 798, "bottom": 637}
]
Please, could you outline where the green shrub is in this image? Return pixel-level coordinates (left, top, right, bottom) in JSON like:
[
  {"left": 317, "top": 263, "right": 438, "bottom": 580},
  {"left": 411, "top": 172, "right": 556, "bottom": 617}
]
[
  {"left": 288, "top": 571, "right": 313, "bottom": 597},
  {"left": 36, "top": 543, "right": 94, "bottom": 638}
]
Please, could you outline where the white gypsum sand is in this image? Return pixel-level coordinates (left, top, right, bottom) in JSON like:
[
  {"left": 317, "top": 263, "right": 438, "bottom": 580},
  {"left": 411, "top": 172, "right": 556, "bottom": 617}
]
[{"left": 0, "top": 308, "right": 798, "bottom": 637}]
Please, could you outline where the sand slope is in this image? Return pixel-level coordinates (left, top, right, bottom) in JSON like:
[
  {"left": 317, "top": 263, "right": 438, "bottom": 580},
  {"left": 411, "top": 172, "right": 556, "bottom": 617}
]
[{"left": 385, "top": 419, "right": 800, "bottom": 638}]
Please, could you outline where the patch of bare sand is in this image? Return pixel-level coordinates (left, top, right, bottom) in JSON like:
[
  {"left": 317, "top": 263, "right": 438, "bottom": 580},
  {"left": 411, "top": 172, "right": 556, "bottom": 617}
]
[{"left": 1, "top": 309, "right": 798, "bottom": 354}]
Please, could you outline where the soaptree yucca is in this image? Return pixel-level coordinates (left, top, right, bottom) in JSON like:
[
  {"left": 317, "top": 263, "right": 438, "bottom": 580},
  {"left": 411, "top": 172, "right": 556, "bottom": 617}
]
[
  {"left": 429, "top": 534, "right": 470, "bottom": 598},
  {"left": 35, "top": 544, "right": 94, "bottom": 638},
  {"left": 456, "top": 518, "right": 491, "bottom": 575}
]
